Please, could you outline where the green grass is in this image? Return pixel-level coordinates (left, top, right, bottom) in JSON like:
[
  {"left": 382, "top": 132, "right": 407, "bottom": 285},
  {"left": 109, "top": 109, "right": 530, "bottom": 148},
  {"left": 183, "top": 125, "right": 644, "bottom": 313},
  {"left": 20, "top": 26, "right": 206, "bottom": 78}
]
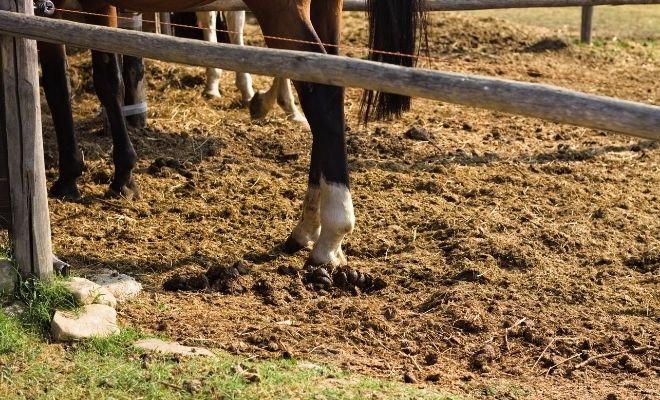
[
  {"left": 0, "top": 316, "right": 457, "bottom": 399},
  {"left": 466, "top": 5, "right": 660, "bottom": 40},
  {"left": 15, "top": 276, "right": 80, "bottom": 334}
]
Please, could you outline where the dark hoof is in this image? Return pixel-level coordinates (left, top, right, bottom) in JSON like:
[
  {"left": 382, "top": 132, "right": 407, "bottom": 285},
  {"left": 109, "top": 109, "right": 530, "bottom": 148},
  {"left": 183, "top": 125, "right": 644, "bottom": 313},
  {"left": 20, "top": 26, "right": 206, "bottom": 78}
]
[
  {"left": 249, "top": 92, "right": 269, "bottom": 119},
  {"left": 107, "top": 178, "right": 140, "bottom": 200},
  {"left": 49, "top": 179, "right": 82, "bottom": 201},
  {"left": 283, "top": 236, "right": 307, "bottom": 255}
]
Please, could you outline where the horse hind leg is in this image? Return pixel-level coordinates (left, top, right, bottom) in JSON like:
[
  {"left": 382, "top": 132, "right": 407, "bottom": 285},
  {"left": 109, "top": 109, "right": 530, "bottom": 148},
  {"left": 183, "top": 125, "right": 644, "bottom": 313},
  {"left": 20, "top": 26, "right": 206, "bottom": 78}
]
[
  {"left": 247, "top": 0, "right": 353, "bottom": 266},
  {"left": 38, "top": 41, "right": 84, "bottom": 201},
  {"left": 196, "top": 11, "right": 222, "bottom": 98},
  {"left": 276, "top": 78, "right": 308, "bottom": 125}
]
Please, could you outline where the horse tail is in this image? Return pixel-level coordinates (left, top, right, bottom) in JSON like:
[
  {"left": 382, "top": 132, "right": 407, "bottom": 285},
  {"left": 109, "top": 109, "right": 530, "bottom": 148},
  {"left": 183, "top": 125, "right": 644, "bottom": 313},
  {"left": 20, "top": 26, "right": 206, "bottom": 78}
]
[{"left": 360, "top": 0, "right": 428, "bottom": 122}]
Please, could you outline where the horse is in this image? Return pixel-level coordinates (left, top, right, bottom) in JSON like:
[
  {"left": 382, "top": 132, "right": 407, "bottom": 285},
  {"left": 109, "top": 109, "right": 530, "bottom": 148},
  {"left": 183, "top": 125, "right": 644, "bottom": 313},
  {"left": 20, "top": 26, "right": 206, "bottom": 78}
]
[
  {"left": 195, "top": 10, "right": 306, "bottom": 123},
  {"left": 39, "top": 0, "right": 427, "bottom": 266}
]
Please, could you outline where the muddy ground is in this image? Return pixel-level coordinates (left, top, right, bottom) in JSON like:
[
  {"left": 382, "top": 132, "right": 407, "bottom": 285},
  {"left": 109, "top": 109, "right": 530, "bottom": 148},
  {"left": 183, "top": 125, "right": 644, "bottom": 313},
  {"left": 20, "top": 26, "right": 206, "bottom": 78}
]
[{"left": 39, "top": 12, "right": 658, "bottom": 400}]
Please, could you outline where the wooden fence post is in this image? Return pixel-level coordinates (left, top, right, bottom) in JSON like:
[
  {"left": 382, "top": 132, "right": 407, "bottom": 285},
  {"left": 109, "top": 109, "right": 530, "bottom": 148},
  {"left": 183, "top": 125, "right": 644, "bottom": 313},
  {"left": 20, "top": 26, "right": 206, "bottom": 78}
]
[
  {"left": 581, "top": 6, "right": 594, "bottom": 44},
  {"left": 0, "top": 0, "right": 53, "bottom": 280}
]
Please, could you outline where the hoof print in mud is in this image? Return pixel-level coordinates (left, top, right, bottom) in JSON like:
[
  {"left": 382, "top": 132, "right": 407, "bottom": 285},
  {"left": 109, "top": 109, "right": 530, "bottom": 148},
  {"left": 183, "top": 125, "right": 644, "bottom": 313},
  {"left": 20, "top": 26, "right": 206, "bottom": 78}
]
[{"left": 303, "top": 266, "right": 387, "bottom": 294}]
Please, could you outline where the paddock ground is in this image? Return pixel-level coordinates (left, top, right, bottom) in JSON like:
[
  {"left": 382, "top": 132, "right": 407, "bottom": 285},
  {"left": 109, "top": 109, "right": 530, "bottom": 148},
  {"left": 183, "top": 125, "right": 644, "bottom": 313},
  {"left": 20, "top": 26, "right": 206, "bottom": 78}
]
[{"left": 42, "top": 10, "right": 658, "bottom": 399}]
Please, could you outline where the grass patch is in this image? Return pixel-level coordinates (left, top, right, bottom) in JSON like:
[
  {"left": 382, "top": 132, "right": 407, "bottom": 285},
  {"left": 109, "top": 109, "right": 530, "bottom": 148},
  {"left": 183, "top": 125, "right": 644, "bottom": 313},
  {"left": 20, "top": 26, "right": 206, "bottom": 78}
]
[
  {"left": 15, "top": 277, "right": 79, "bottom": 334},
  {"left": 0, "top": 318, "right": 457, "bottom": 399}
]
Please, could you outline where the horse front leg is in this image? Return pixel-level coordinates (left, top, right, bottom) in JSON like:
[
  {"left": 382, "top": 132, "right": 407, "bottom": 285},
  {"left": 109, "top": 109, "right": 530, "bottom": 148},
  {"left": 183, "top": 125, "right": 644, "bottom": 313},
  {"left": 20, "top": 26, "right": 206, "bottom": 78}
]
[
  {"left": 196, "top": 11, "right": 222, "bottom": 97},
  {"left": 38, "top": 41, "right": 84, "bottom": 200},
  {"left": 226, "top": 11, "right": 255, "bottom": 104},
  {"left": 91, "top": 49, "right": 139, "bottom": 199}
]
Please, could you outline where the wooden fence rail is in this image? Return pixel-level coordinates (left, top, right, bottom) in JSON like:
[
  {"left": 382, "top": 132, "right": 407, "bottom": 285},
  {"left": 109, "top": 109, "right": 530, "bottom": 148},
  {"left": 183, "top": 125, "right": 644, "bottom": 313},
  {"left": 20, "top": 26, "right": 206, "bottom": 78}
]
[
  {"left": 0, "top": 10, "right": 657, "bottom": 140},
  {"left": 188, "top": 0, "right": 660, "bottom": 12}
]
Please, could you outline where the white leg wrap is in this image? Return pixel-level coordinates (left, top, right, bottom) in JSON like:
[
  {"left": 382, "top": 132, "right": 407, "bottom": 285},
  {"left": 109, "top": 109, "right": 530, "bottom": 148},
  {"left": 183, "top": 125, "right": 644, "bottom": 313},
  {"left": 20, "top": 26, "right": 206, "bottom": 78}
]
[
  {"left": 290, "top": 186, "right": 321, "bottom": 248},
  {"left": 309, "top": 179, "right": 355, "bottom": 266}
]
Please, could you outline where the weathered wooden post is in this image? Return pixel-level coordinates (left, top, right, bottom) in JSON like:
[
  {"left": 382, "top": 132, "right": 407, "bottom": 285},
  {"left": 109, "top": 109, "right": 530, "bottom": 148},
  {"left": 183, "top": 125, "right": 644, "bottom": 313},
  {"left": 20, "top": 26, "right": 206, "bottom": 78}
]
[
  {"left": 581, "top": 6, "right": 594, "bottom": 44},
  {"left": 0, "top": 0, "right": 53, "bottom": 280}
]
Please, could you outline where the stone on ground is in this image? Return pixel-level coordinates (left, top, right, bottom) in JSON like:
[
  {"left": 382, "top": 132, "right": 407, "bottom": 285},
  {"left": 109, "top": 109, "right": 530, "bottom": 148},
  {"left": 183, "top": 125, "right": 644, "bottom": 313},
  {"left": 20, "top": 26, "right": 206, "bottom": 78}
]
[
  {"left": 0, "top": 259, "right": 15, "bottom": 294},
  {"left": 92, "top": 270, "right": 142, "bottom": 303},
  {"left": 51, "top": 304, "right": 120, "bottom": 341},
  {"left": 134, "top": 338, "right": 214, "bottom": 357},
  {"left": 63, "top": 277, "right": 117, "bottom": 308},
  {"left": 3, "top": 301, "right": 26, "bottom": 317}
]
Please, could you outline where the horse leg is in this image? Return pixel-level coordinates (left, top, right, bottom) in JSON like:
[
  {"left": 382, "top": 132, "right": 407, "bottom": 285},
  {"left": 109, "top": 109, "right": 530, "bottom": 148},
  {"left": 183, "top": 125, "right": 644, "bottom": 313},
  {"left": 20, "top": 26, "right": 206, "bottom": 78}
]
[
  {"left": 38, "top": 41, "right": 84, "bottom": 200},
  {"left": 196, "top": 11, "right": 222, "bottom": 98},
  {"left": 85, "top": 5, "right": 139, "bottom": 198},
  {"left": 276, "top": 78, "right": 307, "bottom": 124},
  {"left": 226, "top": 11, "right": 255, "bottom": 105},
  {"left": 248, "top": 0, "right": 353, "bottom": 266}
]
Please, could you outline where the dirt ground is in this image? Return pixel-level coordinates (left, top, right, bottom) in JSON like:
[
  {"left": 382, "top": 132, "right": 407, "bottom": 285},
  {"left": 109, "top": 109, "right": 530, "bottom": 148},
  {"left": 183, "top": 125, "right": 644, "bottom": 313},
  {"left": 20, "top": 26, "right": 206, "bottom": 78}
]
[{"left": 41, "top": 12, "right": 658, "bottom": 400}]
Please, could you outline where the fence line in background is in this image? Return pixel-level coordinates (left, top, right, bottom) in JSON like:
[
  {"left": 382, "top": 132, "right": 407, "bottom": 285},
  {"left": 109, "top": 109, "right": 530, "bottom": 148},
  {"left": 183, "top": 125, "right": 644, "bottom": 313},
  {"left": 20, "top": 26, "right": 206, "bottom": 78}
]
[{"left": 188, "top": 0, "right": 660, "bottom": 12}]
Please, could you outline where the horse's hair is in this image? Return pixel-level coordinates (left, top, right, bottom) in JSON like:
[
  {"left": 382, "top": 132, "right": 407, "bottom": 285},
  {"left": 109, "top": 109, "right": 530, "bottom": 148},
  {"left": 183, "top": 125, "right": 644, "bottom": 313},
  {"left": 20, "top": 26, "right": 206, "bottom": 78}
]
[{"left": 360, "top": 0, "right": 428, "bottom": 122}]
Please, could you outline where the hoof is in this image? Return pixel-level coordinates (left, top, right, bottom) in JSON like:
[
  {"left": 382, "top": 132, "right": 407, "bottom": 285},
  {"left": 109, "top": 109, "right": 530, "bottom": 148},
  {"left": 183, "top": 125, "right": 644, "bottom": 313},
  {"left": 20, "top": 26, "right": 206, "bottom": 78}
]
[
  {"left": 249, "top": 91, "right": 269, "bottom": 119},
  {"left": 203, "top": 89, "right": 221, "bottom": 98},
  {"left": 49, "top": 179, "right": 82, "bottom": 201},
  {"left": 287, "top": 113, "right": 309, "bottom": 127},
  {"left": 106, "top": 178, "right": 140, "bottom": 200},
  {"left": 283, "top": 236, "right": 307, "bottom": 255}
]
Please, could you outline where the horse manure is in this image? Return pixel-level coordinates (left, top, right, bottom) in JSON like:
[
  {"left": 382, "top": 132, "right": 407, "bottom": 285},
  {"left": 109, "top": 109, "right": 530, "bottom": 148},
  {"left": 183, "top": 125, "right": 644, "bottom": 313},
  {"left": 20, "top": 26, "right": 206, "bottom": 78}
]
[
  {"left": 277, "top": 264, "right": 299, "bottom": 276},
  {"left": 163, "top": 273, "right": 209, "bottom": 292},
  {"left": 304, "top": 266, "right": 388, "bottom": 294}
]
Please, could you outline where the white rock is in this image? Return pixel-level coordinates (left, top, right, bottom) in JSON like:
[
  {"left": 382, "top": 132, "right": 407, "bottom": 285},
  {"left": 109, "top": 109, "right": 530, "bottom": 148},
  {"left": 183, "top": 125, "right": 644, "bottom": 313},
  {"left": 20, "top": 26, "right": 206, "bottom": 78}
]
[
  {"left": 51, "top": 304, "right": 120, "bottom": 341},
  {"left": 63, "top": 277, "right": 117, "bottom": 308},
  {"left": 3, "top": 301, "right": 26, "bottom": 317},
  {"left": 134, "top": 338, "right": 214, "bottom": 357},
  {"left": 92, "top": 270, "right": 142, "bottom": 303},
  {"left": 0, "top": 259, "right": 16, "bottom": 294}
]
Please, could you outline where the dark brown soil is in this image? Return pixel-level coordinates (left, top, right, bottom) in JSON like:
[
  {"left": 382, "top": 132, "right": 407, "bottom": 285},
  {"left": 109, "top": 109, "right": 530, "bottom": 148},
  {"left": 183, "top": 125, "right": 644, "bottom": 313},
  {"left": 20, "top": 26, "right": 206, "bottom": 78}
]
[{"left": 42, "top": 12, "right": 658, "bottom": 400}]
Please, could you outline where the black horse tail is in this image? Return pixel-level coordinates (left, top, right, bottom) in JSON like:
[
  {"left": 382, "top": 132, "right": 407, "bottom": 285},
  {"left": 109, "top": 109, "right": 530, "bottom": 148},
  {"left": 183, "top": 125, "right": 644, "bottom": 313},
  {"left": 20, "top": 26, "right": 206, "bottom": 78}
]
[{"left": 361, "top": 0, "right": 428, "bottom": 122}]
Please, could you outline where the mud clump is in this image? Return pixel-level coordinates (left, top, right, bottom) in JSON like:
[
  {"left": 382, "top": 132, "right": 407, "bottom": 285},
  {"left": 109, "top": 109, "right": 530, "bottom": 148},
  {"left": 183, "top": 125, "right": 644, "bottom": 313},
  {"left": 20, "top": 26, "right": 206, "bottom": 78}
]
[{"left": 471, "top": 344, "right": 498, "bottom": 372}]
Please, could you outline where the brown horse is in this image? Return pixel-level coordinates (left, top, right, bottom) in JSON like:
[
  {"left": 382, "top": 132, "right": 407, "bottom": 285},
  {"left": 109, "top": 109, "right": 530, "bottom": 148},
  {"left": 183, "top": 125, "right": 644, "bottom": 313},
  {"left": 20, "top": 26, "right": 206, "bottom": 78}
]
[{"left": 39, "top": 0, "right": 426, "bottom": 266}]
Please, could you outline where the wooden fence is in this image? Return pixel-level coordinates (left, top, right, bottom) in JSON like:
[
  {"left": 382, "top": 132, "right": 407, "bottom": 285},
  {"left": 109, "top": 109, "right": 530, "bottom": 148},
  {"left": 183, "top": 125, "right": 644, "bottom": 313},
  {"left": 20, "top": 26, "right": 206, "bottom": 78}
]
[
  {"left": 0, "top": 10, "right": 658, "bottom": 139},
  {"left": 0, "top": 0, "right": 53, "bottom": 280},
  {"left": 189, "top": 0, "right": 660, "bottom": 11}
]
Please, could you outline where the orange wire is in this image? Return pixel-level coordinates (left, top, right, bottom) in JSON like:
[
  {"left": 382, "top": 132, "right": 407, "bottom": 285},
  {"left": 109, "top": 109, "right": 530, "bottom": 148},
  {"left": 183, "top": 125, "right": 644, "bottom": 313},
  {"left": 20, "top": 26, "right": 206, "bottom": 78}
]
[{"left": 56, "top": 8, "right": 447, "bottom": 66}]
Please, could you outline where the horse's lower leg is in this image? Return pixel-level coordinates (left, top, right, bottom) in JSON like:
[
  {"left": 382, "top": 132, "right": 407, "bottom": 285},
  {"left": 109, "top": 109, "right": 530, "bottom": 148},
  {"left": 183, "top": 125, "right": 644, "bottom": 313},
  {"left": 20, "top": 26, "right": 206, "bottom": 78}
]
[
  {"left": 91, "top": 50, "right": 139, "bottom": 199},
  {"left": 249, "top": 0, "right": 352, "bottom": 265},
  {"left": 226, "top": 11, "right": 255, "bottom": 104},
  {"left": 276, "top": 78, "right": 307, "bottom": 124},
  {"left": 297, "top": 83, "right": 352, "bottom": 266},
  {"left": 38, "top": 41, "right": 84, "bottom": 200},
  {"left": 196, "top": 11, "right": 222, "bottom": 97}
]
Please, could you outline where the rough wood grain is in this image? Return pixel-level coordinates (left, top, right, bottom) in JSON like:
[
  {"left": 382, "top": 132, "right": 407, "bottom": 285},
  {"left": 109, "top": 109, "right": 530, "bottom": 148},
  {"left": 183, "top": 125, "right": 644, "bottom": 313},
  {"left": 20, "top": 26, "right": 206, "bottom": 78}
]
[
  {"left": 581, "top": 6, "right": 594, "bottom": 44},
  {"left": 189, "top": 0, "right": 660, "bottom": 12},
  {"left": 1, "top": 11, "right": 657, "bottom": 140},
  {"left": 0, "top": 1, "right": 53, "bottom": 279},
  {"left": 0, "top": 93, "right": 9, "bottom": 230}
]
